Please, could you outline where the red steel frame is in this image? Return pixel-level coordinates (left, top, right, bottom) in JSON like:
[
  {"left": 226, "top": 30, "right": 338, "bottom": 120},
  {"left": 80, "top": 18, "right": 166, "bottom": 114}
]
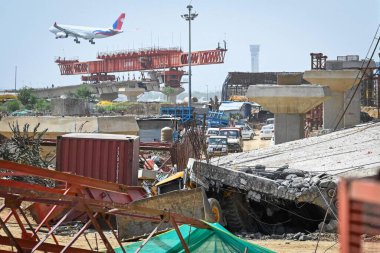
[
  {"left": 339, "top": 178, "right": 380, "bottom": 253},
  {"left": 0, "top": 160, "right": 208, "bottom": 252},
  {"left": 55, "top": 47, "right": 227, "bottom": 76}
]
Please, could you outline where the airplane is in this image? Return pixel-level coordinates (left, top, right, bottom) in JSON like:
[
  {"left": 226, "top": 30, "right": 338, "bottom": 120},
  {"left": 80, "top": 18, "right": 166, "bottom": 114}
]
[{"left": 49, "top": 13, "right": 125, "bottom": 44}]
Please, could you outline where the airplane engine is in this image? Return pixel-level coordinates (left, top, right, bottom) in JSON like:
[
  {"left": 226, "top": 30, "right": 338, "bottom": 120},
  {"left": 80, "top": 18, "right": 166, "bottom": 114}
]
[{"left": 56, "top": 32, "right": 68, "bottom": 38}]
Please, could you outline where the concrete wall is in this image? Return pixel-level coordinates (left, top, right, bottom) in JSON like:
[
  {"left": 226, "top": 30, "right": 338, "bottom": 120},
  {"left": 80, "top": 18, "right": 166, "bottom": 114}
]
[
  {"left": 51, "top": 98, "right": 88, "bottom": 116},
  {"left": 0, "top": 116, "right": 139, "bottom": 139}
]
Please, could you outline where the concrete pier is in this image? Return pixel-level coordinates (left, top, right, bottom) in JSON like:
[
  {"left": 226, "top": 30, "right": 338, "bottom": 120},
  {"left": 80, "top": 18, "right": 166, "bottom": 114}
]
[
  {"left": 247, "top": 85, "right": 330, "bottom": 144},
  {"left": 118, "top": 87, "right": 145, "bottom": 102},
  {"left": 160, "top": 87, "right": 185, "bottom": 104},
  {"left": 303, "top": 70, "right": 362, "bottom": 130}
]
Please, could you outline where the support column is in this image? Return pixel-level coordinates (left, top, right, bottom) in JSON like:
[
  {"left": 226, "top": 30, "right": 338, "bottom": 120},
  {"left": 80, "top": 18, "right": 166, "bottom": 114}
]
[
  {"left": 274, "top": 114, "right": 304, "bottom": 144},
  {"left": 323, "top": 91, "right": 344, "bottom": 130},
  {"left": 304, "top": 70, "right": 362, "bottom": 130},
  {"left": 167, "top": 94, "right": 177, "bottom": 104},
  {"left": 344, "top": 87, "right": 361, "bottom": 127},
  {"left": 118, "top": 87, "right": 145, "bottom": 102}
]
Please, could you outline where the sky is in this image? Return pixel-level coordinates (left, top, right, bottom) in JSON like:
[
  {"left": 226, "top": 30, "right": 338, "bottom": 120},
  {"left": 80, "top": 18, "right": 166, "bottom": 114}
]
[{"left": 0, "top": 0, "right": 379, "bottom": 94}]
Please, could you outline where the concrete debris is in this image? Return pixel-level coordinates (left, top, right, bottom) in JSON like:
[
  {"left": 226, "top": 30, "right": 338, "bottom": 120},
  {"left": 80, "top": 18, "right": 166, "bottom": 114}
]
[
  {"left": 237, "top": 232, "right": 337, "bottom": 241},
  {"left": 318, "top": 219, "right": 338, "bottom": 233},
  {"left": 190, "top": 158, "right": 338, "bottom": 234}
]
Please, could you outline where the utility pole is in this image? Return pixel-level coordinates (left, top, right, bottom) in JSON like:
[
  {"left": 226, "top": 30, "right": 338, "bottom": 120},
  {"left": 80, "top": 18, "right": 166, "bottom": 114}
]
[
  {"left": 181, "top": 5, "right": 198, "bottom": 108},
  {"left": 14, "top": 66, "right": 17, "bottom": 92},
  {"left": 206, "top": 84, "right": 209, "bottom": 101}
]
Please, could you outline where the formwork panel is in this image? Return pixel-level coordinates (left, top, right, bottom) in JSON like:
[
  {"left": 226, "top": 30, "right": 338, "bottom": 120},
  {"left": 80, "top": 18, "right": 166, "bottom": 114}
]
[{"left": 56, "top": 133, "right": 139, "bottom": 185}]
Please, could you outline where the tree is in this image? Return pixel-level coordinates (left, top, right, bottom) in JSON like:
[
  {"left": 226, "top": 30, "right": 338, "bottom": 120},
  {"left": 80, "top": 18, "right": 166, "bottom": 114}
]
[
  {"left": 18, "top": 87, "right": 37, "bottom": 109},
  {"left": 35, "top": 99, "right": 51, "bottom": 112},
  {"left": 75, "top": 85, "right": 93, "bottom": 101},
  {"left": 6, "top": 100, "right": 20, "bottom": 112}
]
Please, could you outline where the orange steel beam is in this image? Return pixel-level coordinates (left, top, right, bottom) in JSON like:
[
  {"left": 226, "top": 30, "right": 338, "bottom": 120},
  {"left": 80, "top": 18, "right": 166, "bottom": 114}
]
[
  {"left": 55, "top": 47, "right": 227, "bottom": 76},
  {"left": 0, "top": 160, "right": 210, "bottom": 252},
  {"left": 170, "top": 216, "right": 190, "bottom": 253},
  {"left": 0, "top": 160, "right": 143, "bottom": 194},
  {"left": 0, "top": 236, "right": 96, "bottom": 253}
]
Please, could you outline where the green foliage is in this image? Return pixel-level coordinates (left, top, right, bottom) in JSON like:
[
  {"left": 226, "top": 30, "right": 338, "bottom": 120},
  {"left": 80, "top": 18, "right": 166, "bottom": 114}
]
[
  {"left": 162, "top": 86, "right": 175, "bottom": 95},
  {"left": 35, "top": 99, "right": 51, "bottom": 112},
  {"left": 96, "top": 101, "right": 139, "bottom": 113},
  {"left": 18, "top": 87, "right": 37, "bottom": 109},
  {"left": 6, "top": 100, "right": 21, "bottom": 112},
  {"left": 75, "top": 85, "right": 93, "bottom": 101}
]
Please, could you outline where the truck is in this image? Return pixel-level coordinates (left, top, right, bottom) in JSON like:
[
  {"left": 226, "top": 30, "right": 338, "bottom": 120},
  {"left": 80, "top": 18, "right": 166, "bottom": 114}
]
[{"left": 219, "top": 127, "right": 243, "bottom": 152}]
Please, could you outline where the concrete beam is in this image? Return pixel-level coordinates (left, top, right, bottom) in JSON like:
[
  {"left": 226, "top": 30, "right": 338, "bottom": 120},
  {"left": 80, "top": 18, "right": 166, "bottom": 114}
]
[
  {"left": 303, "top": 70, "right": 362, "bottom": 129},
  {"left": 303, "top": 70, "right": 362, "bottom": 92},
  {"left": 247, "top": 85, "right": 331, "bottom": 114}
]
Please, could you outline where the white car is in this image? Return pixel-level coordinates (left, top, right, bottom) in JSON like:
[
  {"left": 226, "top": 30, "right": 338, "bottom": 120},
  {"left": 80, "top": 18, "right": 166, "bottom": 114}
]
[
  {"left": 206, "top": 128, "right": 220, "bottom": 137},
  {"left": 241, "top": 125, "right": 255, "bottom": 140},
  {"left": 207, "top": 136, "right": 228, "bottom": 156},
  {"left": 260, "top": 124, "right": 274, "bottom": 140}
]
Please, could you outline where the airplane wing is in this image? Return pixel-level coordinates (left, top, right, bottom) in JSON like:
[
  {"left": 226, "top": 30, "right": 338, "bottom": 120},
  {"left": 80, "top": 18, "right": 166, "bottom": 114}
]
[{"left": 54, "top": 22, "right": 87, "bottom": 38}]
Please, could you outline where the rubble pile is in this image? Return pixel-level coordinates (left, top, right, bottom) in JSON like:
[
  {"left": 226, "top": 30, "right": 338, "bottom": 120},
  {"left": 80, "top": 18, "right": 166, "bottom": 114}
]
[{"left": 191, "top": 160, "right": 338, "bottom": 234}]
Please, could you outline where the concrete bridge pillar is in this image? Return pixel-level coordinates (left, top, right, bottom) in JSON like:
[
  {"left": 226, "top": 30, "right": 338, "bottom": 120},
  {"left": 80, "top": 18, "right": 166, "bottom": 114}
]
[
  {"left": 118, "top": 87, "right": 145, "bottom": 102},
  {"left": 304, "top": 70, "right": 362, "bottom": 130},
  {"left": 247, "top": 85, "right": 331, "bottom": 144},
  {"left": 160, "top": 87, "right": 185, "bottom": 104}
]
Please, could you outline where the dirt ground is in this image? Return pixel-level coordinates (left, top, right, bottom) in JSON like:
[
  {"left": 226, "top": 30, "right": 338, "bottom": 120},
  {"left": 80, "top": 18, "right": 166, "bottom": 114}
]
[{"left": 243, "top": 130, "right": 272, "bottom": 151}]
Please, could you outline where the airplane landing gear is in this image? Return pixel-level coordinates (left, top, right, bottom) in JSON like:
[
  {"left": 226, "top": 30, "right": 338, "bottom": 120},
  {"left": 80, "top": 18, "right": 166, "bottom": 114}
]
[
  {"left": 89, "top": 39, "right": 95, "bottom": 45},
  {"left": 74, "top": 38, "right": 80, "bottom": 44}
]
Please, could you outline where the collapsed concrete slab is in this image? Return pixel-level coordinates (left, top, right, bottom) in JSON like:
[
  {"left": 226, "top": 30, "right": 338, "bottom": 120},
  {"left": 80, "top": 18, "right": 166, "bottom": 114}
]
[{"left": 210, "top": 122, "right": 380, "bottom": 178}]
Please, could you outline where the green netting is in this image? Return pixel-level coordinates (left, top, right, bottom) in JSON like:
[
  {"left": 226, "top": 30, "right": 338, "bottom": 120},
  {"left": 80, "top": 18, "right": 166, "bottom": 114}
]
[{"left": 115, "top": 222, "right": 275, "bottom": 253}]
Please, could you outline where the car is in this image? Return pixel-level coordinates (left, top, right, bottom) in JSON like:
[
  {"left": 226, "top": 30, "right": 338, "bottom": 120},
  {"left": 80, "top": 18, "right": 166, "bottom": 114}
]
[
  {"left": 241, "top": 125, "right": 255, "bottom": 140},
  {"left": 10, "top": 110, "right": 35, "bottom": 116},
  {"left": 219, "top": 127, "right": 243, "bottom": 152},
  {"left": 205, "top": 128, "right": 220, "bottom": 137},
  {"left": 266, "top": 118, "right": 275, "bottom": 125},
  {"left": 207, "top": 136, "right": 228, "bottom": 157},
  {"left": 260, "top": 124, "right": 274, "bottom": 140}
]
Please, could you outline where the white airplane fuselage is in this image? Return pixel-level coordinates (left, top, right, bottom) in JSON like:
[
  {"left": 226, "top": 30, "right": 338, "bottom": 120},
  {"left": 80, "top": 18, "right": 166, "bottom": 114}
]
[
  {"left": 49, "top": 24, "right": 122, "bottom": 40},
  {"left": 49, "top": 13, "right": 125, "bottom": 44}
]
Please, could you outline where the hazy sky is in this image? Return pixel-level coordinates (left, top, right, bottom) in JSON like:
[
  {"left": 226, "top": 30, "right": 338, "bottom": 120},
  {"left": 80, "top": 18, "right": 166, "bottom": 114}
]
[{"left": 0, "top": 0, "right": 379, "bottom": 93}]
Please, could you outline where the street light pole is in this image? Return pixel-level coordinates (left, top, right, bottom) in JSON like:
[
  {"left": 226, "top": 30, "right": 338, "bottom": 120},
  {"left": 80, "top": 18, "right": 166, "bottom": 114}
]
[{"left": 181, "top": 5, "right": 198, "bottom": 108}]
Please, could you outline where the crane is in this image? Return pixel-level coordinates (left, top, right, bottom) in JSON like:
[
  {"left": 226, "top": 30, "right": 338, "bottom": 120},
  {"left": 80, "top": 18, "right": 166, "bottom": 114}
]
[{"left": 55, "top": 42, "right": 227, "bottom": 87}]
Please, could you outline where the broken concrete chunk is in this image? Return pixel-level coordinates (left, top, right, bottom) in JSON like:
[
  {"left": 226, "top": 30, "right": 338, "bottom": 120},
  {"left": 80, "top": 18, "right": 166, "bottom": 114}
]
[
  {"left": 286, "top": 174, "right": 297, "bottom": 180},
  {"left": 255, "top": 164, "right": 266, "bottom": 171},
  {"left": 299, "top": 234, "right": 312, "bottom": 241}
]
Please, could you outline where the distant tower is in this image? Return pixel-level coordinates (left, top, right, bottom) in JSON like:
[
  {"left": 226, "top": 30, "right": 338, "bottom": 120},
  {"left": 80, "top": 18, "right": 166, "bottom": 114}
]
[{"left": 250, "top": 45, "right": 260, "bottom": 72}]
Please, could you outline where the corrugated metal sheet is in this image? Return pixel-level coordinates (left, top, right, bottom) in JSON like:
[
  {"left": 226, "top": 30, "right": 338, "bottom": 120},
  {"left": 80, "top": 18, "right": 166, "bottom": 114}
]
[{"left": 56, "top": 133, "right": 139, "bottom": 186}]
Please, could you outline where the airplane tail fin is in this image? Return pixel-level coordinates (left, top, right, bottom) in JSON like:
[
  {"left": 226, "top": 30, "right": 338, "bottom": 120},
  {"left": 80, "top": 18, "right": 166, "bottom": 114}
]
[{"left": 112, "top": 13, "right": 125, "bottom": 30}]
